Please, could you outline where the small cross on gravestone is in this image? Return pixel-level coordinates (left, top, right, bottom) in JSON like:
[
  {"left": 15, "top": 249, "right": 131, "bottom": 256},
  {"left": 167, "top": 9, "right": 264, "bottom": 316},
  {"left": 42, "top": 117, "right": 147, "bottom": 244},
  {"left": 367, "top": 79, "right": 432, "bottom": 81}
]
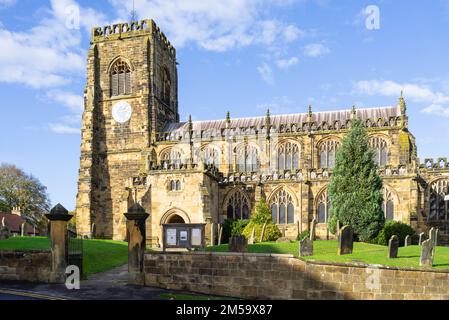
[
  {"left": 388, "top": 235, "right": 399, "bottom": 258},
  {"left": 418, "top": 232, "right": 425, "bottom": 246},
  {"left": 420, "top": 239, "right": 434, "bottom": 267},
  {"left": 338, "top": 225, "right": 353, "bottom": 255},
  {"left": 310, "top": 219, "right": 317, "bottom": 241},
  {"left": 299, "top": 237, "right": 313, "bottom": 257},
  {"left": 404, "top": 235, "right": 411, "bottom": 247}
]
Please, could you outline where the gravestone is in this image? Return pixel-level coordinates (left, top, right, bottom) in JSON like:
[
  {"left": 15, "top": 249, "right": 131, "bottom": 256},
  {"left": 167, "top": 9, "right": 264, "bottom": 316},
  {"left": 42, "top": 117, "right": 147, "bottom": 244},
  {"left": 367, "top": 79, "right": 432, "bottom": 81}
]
[
  {"left": 310, "top": 219, "right": 317, "bottom": 241},
  {"left": 420, "top": 239, "right": 434, "bottom": 267},
  {"left": 418, "top": 232, "right": 425, "bottom": 246},
  {"left": 217, "top": 224, "right": 223, "bottom": 245},
  {"left": 429, "top": 227, "right": 436, "bottom": 245},
  {"left": 404, "top": 235, "right": 411, "bottom": 247},
  {"left": 388, "top": 235, "right": 399, "bottom": 258},
  {"left": 435, "top": 229, "right": 439, "bottom": 246},
  {"left": 20, "top": 223, "right": 26, "bottom": 237},
  {"left": 338, "top": 225, "right": 353, "bottom": 255},
  {"left": 229, "top": 236, "right": 248, "bottom": 253},
  {"left": 248, "top": 226, "right": 255, "bottom": 245},
  {"left": 299, "top": 238, "right": 313, "bottom": 257},
  {"left": 259, "top": 223, "right": 267, "bottom": 242},
  {"left": 276, "top": 237, "right": 291, "bottom": 243}
]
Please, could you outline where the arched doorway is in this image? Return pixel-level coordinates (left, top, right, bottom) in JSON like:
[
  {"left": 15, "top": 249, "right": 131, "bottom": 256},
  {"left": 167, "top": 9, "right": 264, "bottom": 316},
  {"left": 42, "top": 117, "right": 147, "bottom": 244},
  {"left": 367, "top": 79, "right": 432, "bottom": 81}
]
[{"left": 167, "top": 214, "right": 185, "bottom": 224}]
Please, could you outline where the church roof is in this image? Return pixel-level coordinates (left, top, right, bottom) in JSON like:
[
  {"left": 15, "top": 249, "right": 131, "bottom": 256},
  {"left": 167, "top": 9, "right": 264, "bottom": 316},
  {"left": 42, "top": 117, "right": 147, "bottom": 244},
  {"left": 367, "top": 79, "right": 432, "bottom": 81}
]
[{"left": 163, "top": 105, "right": 401, "bottom": 133}]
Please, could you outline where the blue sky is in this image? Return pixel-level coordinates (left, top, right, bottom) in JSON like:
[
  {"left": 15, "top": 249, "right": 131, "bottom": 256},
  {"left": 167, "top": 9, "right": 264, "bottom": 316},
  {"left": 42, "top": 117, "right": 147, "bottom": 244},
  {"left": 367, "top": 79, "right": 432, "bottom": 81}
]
[{"left": 1, "top": 0, "right": 449, "bottom": 210}]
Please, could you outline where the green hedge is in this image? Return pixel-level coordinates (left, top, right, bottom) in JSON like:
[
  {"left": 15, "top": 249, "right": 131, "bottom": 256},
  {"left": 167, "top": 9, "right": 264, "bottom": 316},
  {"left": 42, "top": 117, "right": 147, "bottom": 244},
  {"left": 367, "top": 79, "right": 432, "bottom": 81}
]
[
  {"left": 221, "top": 218, "right": 250, "bottom": 243},
  {"left": 374, "top": 220, "right": 416, "bottom": 246}
]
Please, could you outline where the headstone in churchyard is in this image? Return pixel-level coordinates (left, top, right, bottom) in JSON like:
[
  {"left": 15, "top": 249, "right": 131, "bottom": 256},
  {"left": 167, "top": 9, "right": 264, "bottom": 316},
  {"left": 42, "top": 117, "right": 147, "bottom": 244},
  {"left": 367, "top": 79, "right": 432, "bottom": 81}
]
[
  {"left": 388, "top": 235, "right": 399, "bottom": 258},
  {"left": 429, "top": 227, "right": 436, "bottom": 245},
  {"left": 310, "top": 219, "right": 317, "bottom": 241},
  {"left": 218, "top": 224, "right": 223, "bottom": 245},
  {"left": 20, "top": 223, "right": 25, "bottom": 237},
  {"left": 337, "top": 225, "right": 353, "bottom": 255},
  {"left": 336, "top": 220, "right": 341, "bottom": 236},
  {"left": 248, "top": 226, "right": 255, "bottom": 245},
  {"left": 435, "top": 229, "right": 439, "bottom": 246},
  {"left": 229, "top": 235, "right": 248, "bottom": 253},
  {"left": 418, "top": 232, "right": 425, "bottom": 246},
  {"left": 420, "top": 239, "right": 434, "bottom": 267},
  {"left": 276, "top": 237, "right": 291, "bottom": 243},
  {"left": 260, "top": 223, "right": 267, "bottom": 242},
  {"left": 299, "top": 238, "right": 313, "bottom": 257},
  {"left": 404, "top": 235, "right": 411, "bottom": 247}
]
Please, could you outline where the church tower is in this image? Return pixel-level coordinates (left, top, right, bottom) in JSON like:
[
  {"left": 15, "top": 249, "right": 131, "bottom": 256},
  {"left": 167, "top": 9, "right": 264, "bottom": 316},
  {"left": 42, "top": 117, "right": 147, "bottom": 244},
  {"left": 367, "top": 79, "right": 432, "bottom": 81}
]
[{"left": 76, "top": 19, "right": 179, "bottom": 239}]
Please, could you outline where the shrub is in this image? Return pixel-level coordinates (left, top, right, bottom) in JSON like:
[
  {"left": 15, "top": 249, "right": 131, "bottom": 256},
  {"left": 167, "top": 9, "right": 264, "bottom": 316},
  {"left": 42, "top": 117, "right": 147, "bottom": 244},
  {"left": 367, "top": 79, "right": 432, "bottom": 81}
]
[
  {"left": 296, "top": 230, "right": 310, "bottom": 241},
  {"left": 374, "top": 220, "right": 416, "bottom": 246},
  {"left": 242, "top": 222, "right": 282, "bottom": 242},
  {"left": 251, "top": 198, "right": 273, "bottom": 224},
  {"left": 231, "top": 219, "right": 250, "bottom": 237}
]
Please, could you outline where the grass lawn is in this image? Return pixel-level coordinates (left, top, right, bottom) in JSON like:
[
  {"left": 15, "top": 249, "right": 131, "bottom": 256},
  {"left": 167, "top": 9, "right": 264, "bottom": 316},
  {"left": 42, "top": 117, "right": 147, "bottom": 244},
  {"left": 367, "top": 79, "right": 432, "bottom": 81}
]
[
  {"left": 206, "top": 240, "right": 449, "bottom": 270},
  {"left": 0, "top": 237, "right": 128, "bottom": 277}
]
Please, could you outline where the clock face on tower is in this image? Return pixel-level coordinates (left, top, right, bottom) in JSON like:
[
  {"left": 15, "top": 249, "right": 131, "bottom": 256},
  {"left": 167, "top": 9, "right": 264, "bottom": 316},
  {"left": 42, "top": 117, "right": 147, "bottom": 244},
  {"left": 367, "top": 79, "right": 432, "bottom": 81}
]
[{"left": 112, "top": 101, "right": 132, "bottom": 123}]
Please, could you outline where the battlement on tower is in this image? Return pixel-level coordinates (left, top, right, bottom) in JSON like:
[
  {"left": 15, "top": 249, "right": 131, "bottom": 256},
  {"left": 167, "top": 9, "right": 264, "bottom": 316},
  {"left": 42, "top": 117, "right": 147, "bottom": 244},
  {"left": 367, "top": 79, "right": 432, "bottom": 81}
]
[{"left": 91, "top": 19, "right": 176, "bottom": 57}]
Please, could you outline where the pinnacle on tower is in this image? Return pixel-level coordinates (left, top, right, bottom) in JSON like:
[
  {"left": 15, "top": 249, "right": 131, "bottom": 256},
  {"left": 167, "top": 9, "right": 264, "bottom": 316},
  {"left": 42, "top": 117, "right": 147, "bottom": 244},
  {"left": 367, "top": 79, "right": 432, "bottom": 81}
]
[{"left": 399, "top": 90, "right": 407, "bottom": 115}]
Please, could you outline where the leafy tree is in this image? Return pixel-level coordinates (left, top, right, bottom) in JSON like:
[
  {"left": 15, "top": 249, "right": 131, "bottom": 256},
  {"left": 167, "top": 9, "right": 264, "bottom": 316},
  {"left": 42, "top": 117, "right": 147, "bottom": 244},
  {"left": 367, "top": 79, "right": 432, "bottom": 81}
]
[
  {"left": 0, "top": 163, "right": 51, "bottom": 230},
  {"left": 327, "top": 119, "right": 385, "bottom": 241},
  {"left": 250, "top": 198, "right": 272, "bottom": 224}
]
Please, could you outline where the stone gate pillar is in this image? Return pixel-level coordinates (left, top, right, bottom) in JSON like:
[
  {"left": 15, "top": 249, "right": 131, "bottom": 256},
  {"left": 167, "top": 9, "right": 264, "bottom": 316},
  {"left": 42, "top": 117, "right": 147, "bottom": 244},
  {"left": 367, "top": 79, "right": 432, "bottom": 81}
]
[
  {"left": 124, "top": 203, "right": 149, "bottom": 284},
  {"left": 45, "top": 204, "right": 73, "bottom": 283}
]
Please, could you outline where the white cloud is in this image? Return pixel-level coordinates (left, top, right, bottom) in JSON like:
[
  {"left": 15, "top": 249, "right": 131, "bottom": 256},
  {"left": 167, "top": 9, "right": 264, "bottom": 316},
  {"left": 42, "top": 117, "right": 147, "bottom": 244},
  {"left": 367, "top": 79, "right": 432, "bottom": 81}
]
[
  {"left": 48, "top": 124, "right": 80, "bottom": 134},
  {"left": 110, "top": 0, "right": 303, "bottom": 52},
  {"left": 353, "top": 80, "right": 449, "bottom": 117},
  {"left": 303, "top": 43, "right": 330, "bottom": 57},
  {"left": 0, "top": 0, "right": 106, "bottom": 88},
  {"left": 276, "top": 56, "right": 299, "bottom": 69},
  {"left": 257, "top": 63, "right": 274, "bottom": 85}
]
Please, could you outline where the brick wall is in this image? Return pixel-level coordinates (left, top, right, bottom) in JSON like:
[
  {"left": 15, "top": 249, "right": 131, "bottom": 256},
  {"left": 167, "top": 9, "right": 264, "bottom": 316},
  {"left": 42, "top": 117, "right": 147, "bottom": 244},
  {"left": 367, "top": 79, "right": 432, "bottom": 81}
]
[
  {"left": 144, "top": 252, "right": 449, "bottom": 300},
  {"left": 0, "top": 250, "right": 52, "bottom": 283}
]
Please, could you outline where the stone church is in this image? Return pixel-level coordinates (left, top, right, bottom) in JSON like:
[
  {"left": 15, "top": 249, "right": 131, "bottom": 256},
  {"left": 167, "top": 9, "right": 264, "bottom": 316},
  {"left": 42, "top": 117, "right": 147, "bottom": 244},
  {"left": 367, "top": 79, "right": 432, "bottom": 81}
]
[{"left": 76, "top": 19, "right": 449, "bottom": 247}]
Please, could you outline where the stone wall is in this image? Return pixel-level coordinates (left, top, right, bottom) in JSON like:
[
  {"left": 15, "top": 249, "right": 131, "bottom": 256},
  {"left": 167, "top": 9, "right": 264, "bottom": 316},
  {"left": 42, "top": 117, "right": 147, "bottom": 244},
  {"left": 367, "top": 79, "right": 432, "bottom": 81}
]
[
  {"left": 0, "top": 250, "right": 52, "bottom": 283},
  {"left": 144, "top": 252, "right": 449, "bottom": 300}
]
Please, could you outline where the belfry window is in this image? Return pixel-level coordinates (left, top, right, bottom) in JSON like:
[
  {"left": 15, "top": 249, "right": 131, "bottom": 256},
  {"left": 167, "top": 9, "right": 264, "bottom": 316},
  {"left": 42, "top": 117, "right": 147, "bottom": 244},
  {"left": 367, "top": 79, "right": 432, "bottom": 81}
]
[
  {"left": 225, "top": 189, "right": 250, "bottom": 220},
  {"left": 319, "top": 140, "right": 339, "bottom": 169},
  {"left": 110, "top": 59, "right": 131, "bottom": 96},
  {"left": 270, "top": 189, "right": 294, "bottom": 224},
  {"left": 169, "top": 180, "right": 181, "bottom": 191},
  {"left": 236, "top": 144, "right": 260, "bottom": 172},
  {"left": 277, "top": 142, "right": 300, "bottom": 171},
  {"left": 369, "top": 137, "right": 389, "bottom": 166},
  {"left": 161, "top": 68, "right": 171, "bottom": 107},
  {"left": 428, "top": 180, "right": 449, "bottom": 221}
]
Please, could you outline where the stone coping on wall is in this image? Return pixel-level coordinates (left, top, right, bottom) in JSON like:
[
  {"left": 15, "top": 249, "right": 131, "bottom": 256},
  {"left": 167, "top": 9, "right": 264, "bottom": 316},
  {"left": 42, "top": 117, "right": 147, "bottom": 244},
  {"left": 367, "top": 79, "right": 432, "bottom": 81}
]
[{"left": 145, "top": 250, "right": 449, "bottom": 274}]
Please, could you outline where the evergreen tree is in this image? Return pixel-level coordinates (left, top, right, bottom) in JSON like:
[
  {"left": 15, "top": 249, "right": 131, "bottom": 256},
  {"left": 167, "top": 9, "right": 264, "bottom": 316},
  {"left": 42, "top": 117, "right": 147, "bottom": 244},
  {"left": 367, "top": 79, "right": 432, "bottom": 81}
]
[{"left": 327, "top": 119, "right": 385, "bottom": 241}]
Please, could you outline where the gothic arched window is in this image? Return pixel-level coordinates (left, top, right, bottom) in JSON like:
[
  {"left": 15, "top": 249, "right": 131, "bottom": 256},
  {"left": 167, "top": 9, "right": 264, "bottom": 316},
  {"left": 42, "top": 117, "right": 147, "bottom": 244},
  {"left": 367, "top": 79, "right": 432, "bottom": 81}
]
[
  {"left": 161, "top": 67, "right": 171, "bottom": 107},
  {"left": 318, "top": 140, "right": 339, "bottom": 169},
  {"left": 161, "top": 149, "right": 182, "bottom": 168},
  {"left": 270, "top": 189, "right": 295, "bottom": 224},
  {"left": 110, "top": 59, "right": 132, "bottom": 96},
  {"left": 225, "top": 189, "right": 250, "bottom": 220},
  {"left": 428, "top": 180, "right": 449, "bottom": 221},
  {"left": 236, "top": 144, "right": 260, "bottom": 172},
  {"left": 277, "top": 142, "right": 300, "bottom": 171},
  {"left": 369, "top": 137, "right": 389, "bottom": 166},
  {"left": 381, "top": 188, "right": 395, "bottom": 220},
  {"left": 316, "top": 190, "right": 330, "bottom": 223},
  {"left": 202, "top": 145, "right": 220, "bottom": 168}
]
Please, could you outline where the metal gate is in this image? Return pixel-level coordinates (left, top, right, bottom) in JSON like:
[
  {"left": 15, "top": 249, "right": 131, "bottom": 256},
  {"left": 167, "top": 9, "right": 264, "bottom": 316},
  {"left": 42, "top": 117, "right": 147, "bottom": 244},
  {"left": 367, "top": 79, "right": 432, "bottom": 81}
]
[{"left": 67, "top": 229, "right": 84, "bottom": 276}]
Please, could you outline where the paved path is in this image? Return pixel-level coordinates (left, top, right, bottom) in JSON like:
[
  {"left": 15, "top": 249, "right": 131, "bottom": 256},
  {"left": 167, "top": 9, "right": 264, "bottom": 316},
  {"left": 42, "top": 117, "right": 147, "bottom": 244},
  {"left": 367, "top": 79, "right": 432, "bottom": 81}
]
[{"left": 0, "top": 265, "right": 207, "bottom": 300}]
